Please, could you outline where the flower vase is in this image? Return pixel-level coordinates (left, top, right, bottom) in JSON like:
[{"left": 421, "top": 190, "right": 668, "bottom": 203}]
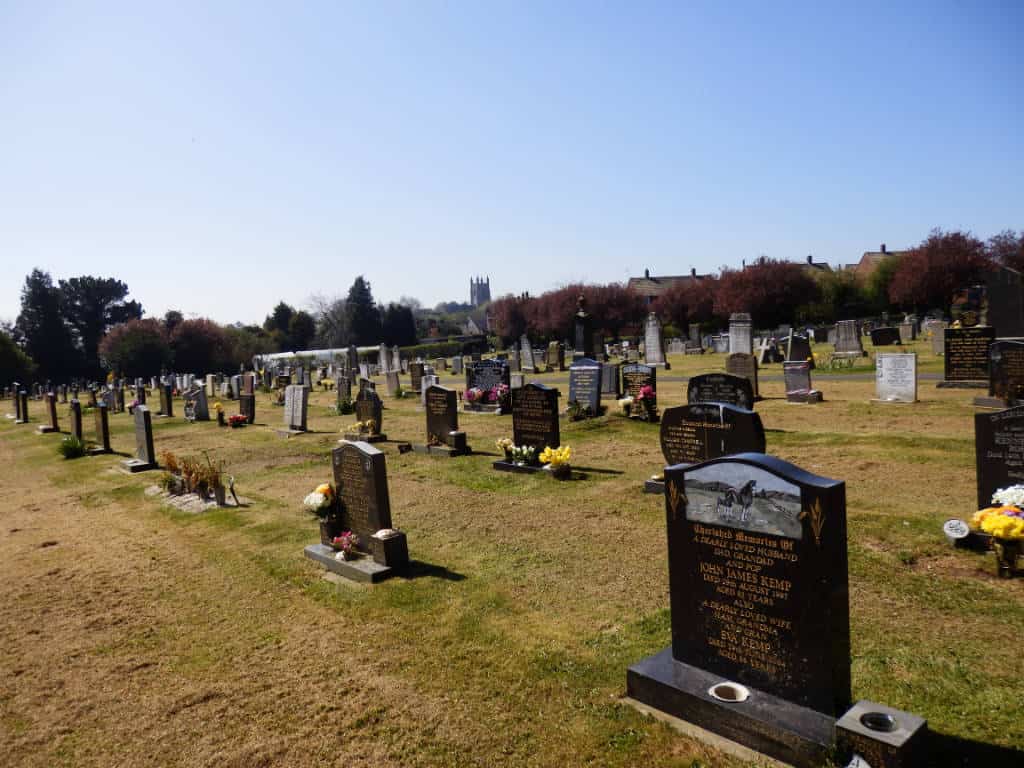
[
  {"left": 217, "top": 411, "right": 225, "bottom": 427},
  {"left": 214, "top": 484, "right": 227, "bottom": 507},
  {"left": 993, "top": 538, "right": 1022, "bottom": 578},
  {"left": 319, "top": 519, "right": 342, "bottom": 546},
  {"left": 504, "top": 449, "right": 513, "bottom": 462},
  {"left": 551, "top": 464, "right": 571, "bottom": 480}
]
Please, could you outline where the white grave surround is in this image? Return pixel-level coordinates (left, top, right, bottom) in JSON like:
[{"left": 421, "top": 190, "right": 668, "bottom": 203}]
[{"left": 873, "top": 352, "right": 917, "bottom": 403}]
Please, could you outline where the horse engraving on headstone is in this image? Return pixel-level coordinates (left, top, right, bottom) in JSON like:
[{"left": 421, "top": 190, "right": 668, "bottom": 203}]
[{"left": 628, "top": 453, "right": 850, "bottom": 768}]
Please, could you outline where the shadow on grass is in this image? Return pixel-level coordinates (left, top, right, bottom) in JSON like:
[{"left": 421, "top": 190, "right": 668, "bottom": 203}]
[
  {"left": 929, "top": 731, "right": 1024, "bottom": 767},
  {"left": 402, "top": 560, "right": 466, "bottom": 582}
]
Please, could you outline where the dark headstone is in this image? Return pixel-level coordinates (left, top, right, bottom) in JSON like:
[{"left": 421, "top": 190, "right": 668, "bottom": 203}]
[
  {"left": 987, "top": 340, "right": 1024, "bottom": 406},
  {"left": 122, "top": 405, "right": 157, "bottom": 472},
  {"left": 332, "top": 441, "right": 398, "bottom": 554},
  {"left": 951, "top": 284, "right": 987, "bottom": 328},
  {"left": 724, "top": 353, "right": 760, "bottom": 400},
  {"left": 158, "top": 384, "right": 173, "bottom": 417},
  {"left": 44, "top": 393, "right": 59, "bottom": 432},
  {"left": 687, "top": 373, "right": 754, "bottom": 411},
  {"left": 425, "top": 385, "right": 459, "bottom": 446},
  {"left": 870, "top": 327, "right": 901, "bottom": 347},
  {"left": 622, "top": 363, "right": 657, "bottom": 406},
  {"left": 511, "top": 383, "right": 560, "bottom": 453},
  {"left": 784, "top": 361, "right": 823, "bottom": 403},
  {"left": 601, "top": 361, "right": 621, "bottom": 398},
  {"left": 975, "top": 406, "right": 1024, "bottom": 509},
  {"left": 465, "top": 359, "right": 510, "bottom": 393},
  {"left": 568, "top": 357, "right": 602, "bottom": 415},
  {"left": 94, "top": 403, "right": 112, "bottom": 452},
  {"left": 786, "top": 334, "right": 812, "bottom": 367},
  {"left": 409, "top": 362, "right": 424, "bottom": 393},
  {"left": 659, "top": 403, "right": 765, "bottom": 466},
  {"left": 944, "top": 326, "right": 995, "bottom": 383},
  {"left": 573, "top": 295, "right": 594, "bottom": 359},
  {"left": 984, "top": 266, "right": 1024, "bottom": 337},
  {"left": 69, "top": 400, "right": 83, "bottom": 440},
  {"left": 627, "top": 453, "right": 850, "bottom": 768},
  {"left": 239, "top": 393, "right": 256, "bottom": 424},
  {"left": 17, "top": 390, "right": 29, "bottom": 423},
  {"left": 355, "top": 387, "right": 384, "bottom": 436}
]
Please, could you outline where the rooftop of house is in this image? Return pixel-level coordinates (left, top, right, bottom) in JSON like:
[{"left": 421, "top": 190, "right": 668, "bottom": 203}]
[{"left": 627, "top": 268, "right": 708, "bottom": 297}]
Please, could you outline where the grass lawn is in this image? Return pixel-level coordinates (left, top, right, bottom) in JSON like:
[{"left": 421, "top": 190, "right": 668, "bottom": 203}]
[{"left": 1, "top": 341, "right": 1021, "bottom": 767}]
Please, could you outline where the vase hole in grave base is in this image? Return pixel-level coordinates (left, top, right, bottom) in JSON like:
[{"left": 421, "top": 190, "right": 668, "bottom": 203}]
[
  {"left": 860, "top": 712, "right": 898, "bottom": 733},
  {"left": 707, "top": 681, "right": 749, "bottom": 703}
]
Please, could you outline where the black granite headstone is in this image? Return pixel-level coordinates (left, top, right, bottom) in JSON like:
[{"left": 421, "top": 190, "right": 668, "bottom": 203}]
[
  {"left": 974, "top": 405, "right": 1024, "bottom": 509},
  {"left": 332, "top": 441, "right": 394, "bottom": 546},
  {"left": 659, "top": 403, "right": 765, "bottom": 466},
  {"left": 987, "top": 340, "right": 1024, "bottom": 406},
  {"left": 355, "top": 387, "right": 384, "bottom": 435},
  {"left": 465, "top": 359, "right": 510, "bottom": 393},
  {"left": 425, "top": 385, "right": 459, "bottom": 445},
  {"left": 511, "top": 383, "right": 560, "bottom": 453},
  {"left": 94, "top": 403, "right": 111, "bottom": 453},
  {"left": 409, "top": 362, "right": 425, "bottom": 393},
  {"left": 627, "top": 453, "right": 850, "bottom": 768},
  {"left": 568, "top": 357, "right": 602, "bottom": 415},
  {"left": 687, "top": 373, "right": 754, "bottom": 411},
  {"left": 622, "top": 363, "right": 656, "bottom": 405},
  {"left": 870, "top": 327, "right": 901, "bottom": 346},
  {"left": 944, "top": 326, "right": 995, "bottom": 382},
  {"left": 69, "top": 399, "right": 83, "bottom": 440},
  {"left": 239, "top": 393, "right": 256, "bottom": 424}
]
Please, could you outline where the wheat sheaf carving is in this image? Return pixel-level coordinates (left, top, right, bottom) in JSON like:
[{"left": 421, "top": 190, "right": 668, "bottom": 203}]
[
  {"left": 799, "top": 497, "right": 825, "bottom": 546},
  {"left": 667, "top": 481, "right": 686, "bottom": 520}
]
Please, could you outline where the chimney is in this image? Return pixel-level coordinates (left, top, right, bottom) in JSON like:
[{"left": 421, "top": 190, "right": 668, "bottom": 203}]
[
  {"left": 644, "top": 268, "right": 650, "bottom": 279},
  {"left": 881, "top": 243, "right": 887, "bottom": 254},
  {"left": 691, "top": 267, "right": 696, "bottom": 277},
  {"left": 807, "top": 254, "right": 813, "bottom": 265}
]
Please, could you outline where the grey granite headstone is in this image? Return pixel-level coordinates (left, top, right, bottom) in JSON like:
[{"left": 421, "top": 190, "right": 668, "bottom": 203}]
[
  {"left": 728, "top": 313, "right": 753, "bottom": 355},
  {"left": 283, "top": 385, "right": 308, "bottom": 432},
  {"left": 644, "top": 313, "right": 667, "bottom": 367},
  {"left": 122, "top": 405, "right": 157, "bottom": 472},
  {"left": 834, "top": 320, "right": 864, "bottom": 356}
]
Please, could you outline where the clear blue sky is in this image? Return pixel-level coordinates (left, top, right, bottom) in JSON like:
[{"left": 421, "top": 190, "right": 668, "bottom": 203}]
[{"left": 1, "top": 1, "right": 1021, "bottom": 326}]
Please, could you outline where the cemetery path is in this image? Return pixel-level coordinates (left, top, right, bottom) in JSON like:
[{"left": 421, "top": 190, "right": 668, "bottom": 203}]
[{"left": 0, "top": 440, "right": 482, "bottom": 768}]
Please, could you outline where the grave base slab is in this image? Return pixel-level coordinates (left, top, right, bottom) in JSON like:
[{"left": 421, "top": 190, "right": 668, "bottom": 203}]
[
  {"left": 303, "top": 544, "right": 396, "bottom": 583},
  {"left": 492, "top": 460, "right": 545, "bottom": 474},
  {"left": 412, "top": 444, "right": 472, "bottom": 458},
  {"left": 626, "top": 648, "right": 834, "bottom": 768},
  {"left": 643, "top": 479, "right": 665, "bottom": 494},
  {"left": 276, "top": 428, "right": 307, "bottom": 438},
  {"left": 121, "top": 459, "right": 157, "bottom": 473},
  {"left": 37, "top": 425, "right": 57, "bottom": 434},
  {"left": 341, "top": 433, "right": 387, "bottom": 443},
  {"left": 936, "top": 380, "right": 986, "bottom": 389},
  {"left": 972, "top": 396, "right": 1008, "bottom": 409},
  {"left": 88, "top": 446, "right": 112, "bottom": 455}
]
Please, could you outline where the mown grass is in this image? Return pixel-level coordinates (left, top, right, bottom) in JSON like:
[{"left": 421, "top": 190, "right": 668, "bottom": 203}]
[{"left": 2, "top": 347, "right": 1022, "bottom": 766}]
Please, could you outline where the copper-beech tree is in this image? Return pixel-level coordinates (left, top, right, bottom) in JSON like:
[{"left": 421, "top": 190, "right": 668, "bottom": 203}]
[
  {"left": 651, "top": 276, "right": 719, "bottom": 332},
  {"left": 888, "top": 229, "right": 992, "bottom": 311},
  {"left": 714, "top": 258, "right": 819, "bottom": 329}
]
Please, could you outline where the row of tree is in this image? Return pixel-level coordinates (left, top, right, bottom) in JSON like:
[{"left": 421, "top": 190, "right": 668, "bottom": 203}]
[
  {"left": 489, "top": 229, "right": 1024, "bottom": 344},
  {"left": 6, "top": 229, "right": 1021, "bottom": 379}
]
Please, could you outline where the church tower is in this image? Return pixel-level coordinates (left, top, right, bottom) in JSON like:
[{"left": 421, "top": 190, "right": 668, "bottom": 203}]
[{"left": 470, "top": 276, "right": 491, "bottom": 306}]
